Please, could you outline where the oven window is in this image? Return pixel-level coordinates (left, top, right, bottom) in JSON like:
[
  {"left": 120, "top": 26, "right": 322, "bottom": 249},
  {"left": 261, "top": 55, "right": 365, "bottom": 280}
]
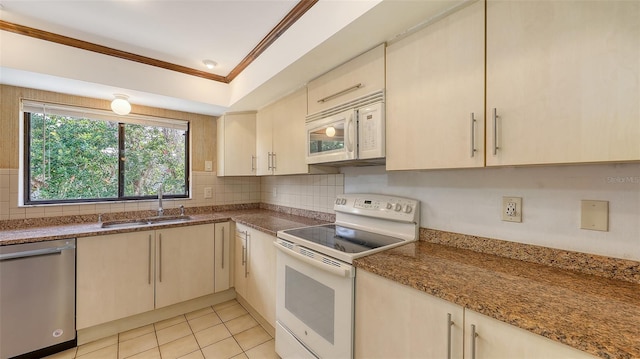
[
  {"left": 285, "top": 266, "right": 335, "bottom": 344},
  {"left": 309, "top": 122, "right": 345, "bottom": 155}
]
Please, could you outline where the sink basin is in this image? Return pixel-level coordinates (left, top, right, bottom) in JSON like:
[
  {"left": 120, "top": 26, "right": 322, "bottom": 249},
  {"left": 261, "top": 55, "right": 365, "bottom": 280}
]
[{"left": 101, "top": 215, "right": 192, "bottom": 228}]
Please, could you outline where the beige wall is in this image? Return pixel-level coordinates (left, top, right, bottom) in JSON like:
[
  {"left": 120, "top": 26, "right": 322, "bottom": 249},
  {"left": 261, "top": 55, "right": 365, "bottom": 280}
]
[{"left": 0, "top": 84, "right": 216, "bottom": 171}]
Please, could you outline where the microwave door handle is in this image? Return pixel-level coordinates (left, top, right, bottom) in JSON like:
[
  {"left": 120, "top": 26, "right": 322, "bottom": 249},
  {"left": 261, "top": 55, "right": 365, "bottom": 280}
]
[{"left": 345, "top": 115, "right": 354, "bottom": 152}]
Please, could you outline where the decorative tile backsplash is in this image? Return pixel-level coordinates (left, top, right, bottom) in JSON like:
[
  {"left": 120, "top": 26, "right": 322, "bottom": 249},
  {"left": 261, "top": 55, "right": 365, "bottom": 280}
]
[{"left": 260, "top": 174, "right": 344, "bottom": 214}]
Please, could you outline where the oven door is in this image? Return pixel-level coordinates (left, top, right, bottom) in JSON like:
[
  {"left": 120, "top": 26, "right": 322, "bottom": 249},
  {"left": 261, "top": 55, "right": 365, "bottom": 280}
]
[
  {"left": 275, "top": 239, "right": 355, "bottom": 359},
  {"left": 306, "top": 109, "right": 356, "bottom": 164}
]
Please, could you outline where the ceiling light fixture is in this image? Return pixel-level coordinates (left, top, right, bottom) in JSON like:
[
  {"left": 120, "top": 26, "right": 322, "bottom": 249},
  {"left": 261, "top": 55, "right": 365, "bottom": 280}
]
[
  {"left": 203, "top": 60, "right": 217, "bottom": 69},
  {"left": 111, "top": 94, "right": 131, "bottom": 115}
]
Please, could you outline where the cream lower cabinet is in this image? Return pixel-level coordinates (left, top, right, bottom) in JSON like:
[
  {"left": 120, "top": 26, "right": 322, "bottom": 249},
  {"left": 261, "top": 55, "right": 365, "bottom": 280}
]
[
  {"left": 77, "top": 230, "right": 155, "bottom": 329},
  {"left": 486, "top": 0, "right": 640, "bottom": 165},
  {"left": 256, "top": 88, "right": 308, "bottom": 176},
  {"left": 77, "top": 223, "right": 218, "bottom": 329},
  {"left": 233, "top": 223, "right": 276, "bottom": 326},
  {"left": 154, "top": 225, "right": 215, "bottom": 308},
  {"left": 355, "top": 270, "right": 596, "bottom": 359},
  {"left": 355, "top": 270, "right": 464, "bottom": 359},
  {"left": 386, "top": 0, "right": 485, "bottom": 170},
  {"left": 464, "top": 310, "right": 597, "bottom": 359}
]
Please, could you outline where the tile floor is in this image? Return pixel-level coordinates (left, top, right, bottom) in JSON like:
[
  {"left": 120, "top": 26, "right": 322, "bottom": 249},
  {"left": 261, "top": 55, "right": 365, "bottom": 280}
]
[{"left": 45, "top": 300, "right": 278, "bottom": 359}]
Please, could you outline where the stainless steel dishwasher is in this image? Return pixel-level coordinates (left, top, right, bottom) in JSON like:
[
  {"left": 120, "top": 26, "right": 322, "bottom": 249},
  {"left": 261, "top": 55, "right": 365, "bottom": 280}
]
[{"left": 0, "top": 238, "right": 76, "bottom": 359}]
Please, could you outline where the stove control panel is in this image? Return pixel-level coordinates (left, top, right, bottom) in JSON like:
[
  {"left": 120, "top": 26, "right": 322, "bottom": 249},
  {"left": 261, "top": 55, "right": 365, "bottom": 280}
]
[{"left": 334, "top": 194, "right": 420, "bottom": 223}]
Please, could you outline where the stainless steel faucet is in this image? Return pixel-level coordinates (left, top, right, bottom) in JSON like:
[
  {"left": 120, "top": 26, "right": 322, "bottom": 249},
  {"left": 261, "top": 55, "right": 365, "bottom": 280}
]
[{"left": 157, "top": 185, "right": 164, "bottom": 217}]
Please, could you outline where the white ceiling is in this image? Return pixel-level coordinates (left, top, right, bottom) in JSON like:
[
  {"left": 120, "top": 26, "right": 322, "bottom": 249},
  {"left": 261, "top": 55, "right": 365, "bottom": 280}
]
[{"left": 0, "top": 0, "right": 469, "bottom": 116}]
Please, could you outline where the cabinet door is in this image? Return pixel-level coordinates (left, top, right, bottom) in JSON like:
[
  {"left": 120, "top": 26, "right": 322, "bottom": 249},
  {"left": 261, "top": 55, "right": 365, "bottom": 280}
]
[
  {"left": 272, "top": 88, "right": 309, "bottom": 175},
  {"left": 155, "top": 224, "right": 215, "bottom": 308},
  {"left": 256, "top": 105, "right": 274, "bottom": 175},
  {"left": 77, "top": 231, "right": 155, "bottom": 329},
  {"left": 307, "top": 44, "right": 385, "bottom": 114},
  {"left": 486, "top": 0, "right": 640, "bottom": 165},
  {"left": 355, "top": 270, "right": 464, "bottom": 359},
  {"left": 217, "top": 112, "right": 256, "bottom": 176},
  {"left": 246, "top": 229, "right": 277, "bottom": 326},
  {"left": 214, "top": 222, "right": 231, "bottom": 293},
  {"left": 464, "top": 309, "right": 597, "bottom": 359},
  {"left": 234, "top": 224, "right": 249, "bottom": 299},
  {"left": 386, "top": 0, "right": 484, "bottom": 170}
]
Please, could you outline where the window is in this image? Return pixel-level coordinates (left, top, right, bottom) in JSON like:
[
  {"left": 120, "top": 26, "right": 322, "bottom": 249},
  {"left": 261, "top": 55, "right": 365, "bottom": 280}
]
[{"left": 22, "top": 100, "right": 189, "bottom": 204}]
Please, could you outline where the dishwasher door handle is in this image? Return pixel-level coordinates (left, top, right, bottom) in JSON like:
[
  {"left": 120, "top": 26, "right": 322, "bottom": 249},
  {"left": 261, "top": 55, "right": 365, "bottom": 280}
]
[{"left": 0, "top": 243, "right": 75, "bottom": 261}]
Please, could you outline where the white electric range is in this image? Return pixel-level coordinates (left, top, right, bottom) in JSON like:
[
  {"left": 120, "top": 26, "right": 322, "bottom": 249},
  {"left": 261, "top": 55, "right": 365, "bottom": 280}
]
[{"left": 274, "top": 193, "right": 420, "bottom": 358}]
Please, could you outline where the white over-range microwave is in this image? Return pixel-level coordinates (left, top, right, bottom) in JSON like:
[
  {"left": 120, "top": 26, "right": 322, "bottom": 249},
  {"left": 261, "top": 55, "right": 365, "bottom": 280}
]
[{"left": 305, "top": 92, "right": 385, "bottom": 165}]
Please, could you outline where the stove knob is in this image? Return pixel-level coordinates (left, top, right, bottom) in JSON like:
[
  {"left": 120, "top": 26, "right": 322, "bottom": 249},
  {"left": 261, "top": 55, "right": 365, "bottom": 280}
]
[
  {"left": 335, "top": 198, "right": 341, "bottom": 205},
  {"left": 394, "top": 203, "right": 402, "bottom": 212},
  {"left": 404, "top": 205, "right": 413, "bottom": 214},
  {"left": 341, "top": 198, "right": 347, "bottom": 205},
  {"left": 386, "top": 203, "right": 393, "bottom": 210}
]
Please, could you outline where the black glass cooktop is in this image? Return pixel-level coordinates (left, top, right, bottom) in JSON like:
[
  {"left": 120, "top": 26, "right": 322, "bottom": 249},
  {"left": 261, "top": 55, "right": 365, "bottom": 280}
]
[{"left": 282, "top": 224, "right": 403, "bottom": 254}]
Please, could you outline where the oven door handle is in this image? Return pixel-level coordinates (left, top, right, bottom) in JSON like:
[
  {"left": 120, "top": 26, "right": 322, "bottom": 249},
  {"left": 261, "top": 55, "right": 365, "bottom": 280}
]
[{"left": 274, "top": 242, "right": 353, "bottom": 278}]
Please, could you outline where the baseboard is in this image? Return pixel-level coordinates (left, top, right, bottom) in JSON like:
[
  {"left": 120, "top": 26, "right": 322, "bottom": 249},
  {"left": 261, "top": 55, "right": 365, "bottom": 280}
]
[
  {"left": 77, "top": 289, "right": 236, "bottom": 345},
  {"left": 235, "top": 294, "right": 276, "bottom": 337}
]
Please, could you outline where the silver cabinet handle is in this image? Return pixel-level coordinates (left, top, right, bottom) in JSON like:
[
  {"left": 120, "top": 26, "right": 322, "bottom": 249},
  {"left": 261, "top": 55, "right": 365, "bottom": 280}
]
[
  {"left": 267, "top": 152, "right": 272, "bottom": 170},
  {"left": 471, "top": 324, "right": 478, "bottom": 359},
  {"left": 447, "top": 313, "right": 455, "bottom": 359},
  {"left": 317, "top": 83, "right": 363, "bottom": 103},
  {"left": 158, "top": 234, "right": 163, "bottom": 283},
  {"left": 492, "top": 108, "right": 499, "bottom": 155},
  {"left": 148, "top": 235, "right": 152, "bottom": 285},
  {"left": 272, "top": 152, "right": 276, "bottom": 171},
  {"left": 244, "top": 231, "right": 249, "bottom": 278},
  {"left": 251, "top": 155, "right": 256, "bottom": 172},
  {"left": 221, "top": 227, "right": 225, "bottom": 269},
  {"left": 470, "top": 112, "right": 477, "bottom": 157}
]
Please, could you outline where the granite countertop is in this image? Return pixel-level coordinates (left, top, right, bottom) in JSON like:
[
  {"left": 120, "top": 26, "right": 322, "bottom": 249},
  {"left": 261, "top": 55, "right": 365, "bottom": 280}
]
[
  {"left": 0, "top": 209, "right": 329, "bottom": 245},
  {"left": 354, "top": 241, "right": 640, "bottom": 359}
]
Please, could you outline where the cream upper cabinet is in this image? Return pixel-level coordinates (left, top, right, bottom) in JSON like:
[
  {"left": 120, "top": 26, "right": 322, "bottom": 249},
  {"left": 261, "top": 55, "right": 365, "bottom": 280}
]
[
  {"left": 486, "top": 0, "right": 640, "bottom": 166},
  {"left": 256, "top": 88, "right": 308, "bottom": 176},
  {"left": 386, "top": 0, "right": 485, "bottom": 170},
  {"left": 307, "top": 44, "right": 385, "bottom": 115},
  {"left": 355, "top": 270, "right": 464, "bottom": 359},
  {"left": 217, "top": 112, "right": 256, "bottom": 176},
  {"left": 155, "top": 224, "right": 215, "bottom": 308},
  {"left": 77, "top": 231, "right": 155, "bottom": 329},
  {"left": 214, "top": 222, "right": 231, "bottom": 293},
  {"left": 465, "top": 309, "right": 597, "bottom": 359}
]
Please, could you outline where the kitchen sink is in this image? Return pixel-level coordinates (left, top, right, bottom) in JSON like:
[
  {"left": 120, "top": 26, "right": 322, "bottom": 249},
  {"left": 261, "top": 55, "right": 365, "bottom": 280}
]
[{"left": 101, "top": 215, "right": 192, "bottom": 228}]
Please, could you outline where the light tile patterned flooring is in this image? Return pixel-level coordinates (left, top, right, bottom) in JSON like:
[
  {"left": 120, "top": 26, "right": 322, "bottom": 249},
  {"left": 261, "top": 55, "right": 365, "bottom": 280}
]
[{"left": 45, "top": 300, "right": 278, "bottom": 359}]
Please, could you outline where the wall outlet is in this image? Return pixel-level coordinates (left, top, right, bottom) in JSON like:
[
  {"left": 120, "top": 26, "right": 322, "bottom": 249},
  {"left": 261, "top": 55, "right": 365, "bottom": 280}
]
[
  {"left": 204, "top": 187, "right": 212, "bottom": 199},
  {"left": 502, "top": 197, "right": 522, "bottom": 222}
]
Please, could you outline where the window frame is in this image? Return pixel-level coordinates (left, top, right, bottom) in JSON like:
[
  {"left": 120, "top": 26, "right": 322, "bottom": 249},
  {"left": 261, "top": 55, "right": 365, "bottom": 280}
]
[{"left": 22, "top": 103, "right": 190, "bottom": 205}]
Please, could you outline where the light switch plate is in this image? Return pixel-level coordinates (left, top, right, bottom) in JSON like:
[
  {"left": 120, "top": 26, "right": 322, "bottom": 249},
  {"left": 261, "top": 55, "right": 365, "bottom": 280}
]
[
  {"left": 205, "top": 160, "right": 213, "bottom": 172},
  {"left": 581, "top": 200, "right": 608, "bottom": 231}
]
